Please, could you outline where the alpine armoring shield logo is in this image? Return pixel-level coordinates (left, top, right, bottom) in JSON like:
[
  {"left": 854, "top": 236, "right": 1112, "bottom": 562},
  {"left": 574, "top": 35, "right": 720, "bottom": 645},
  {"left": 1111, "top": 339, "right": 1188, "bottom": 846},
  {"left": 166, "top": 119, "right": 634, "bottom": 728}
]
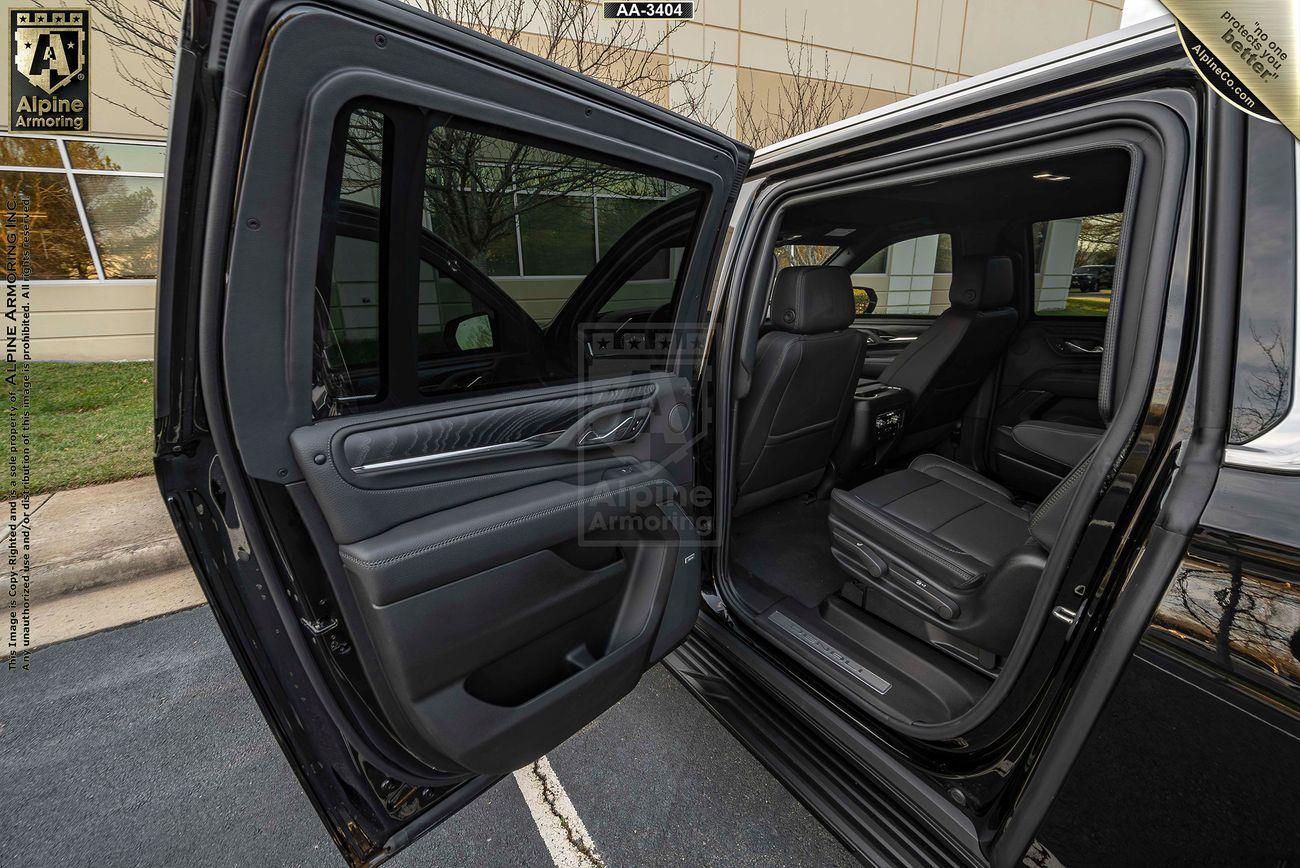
[{"left": 9, "top": 9, "right": 90, "bottom": 131}]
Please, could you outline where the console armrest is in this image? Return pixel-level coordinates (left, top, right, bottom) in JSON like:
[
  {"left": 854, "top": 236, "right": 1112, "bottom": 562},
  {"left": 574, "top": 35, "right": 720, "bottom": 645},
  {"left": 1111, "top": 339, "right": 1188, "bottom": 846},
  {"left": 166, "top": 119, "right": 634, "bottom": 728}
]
[{"left": 1010, "top": 420, "right": 1101, "bottom": 472}]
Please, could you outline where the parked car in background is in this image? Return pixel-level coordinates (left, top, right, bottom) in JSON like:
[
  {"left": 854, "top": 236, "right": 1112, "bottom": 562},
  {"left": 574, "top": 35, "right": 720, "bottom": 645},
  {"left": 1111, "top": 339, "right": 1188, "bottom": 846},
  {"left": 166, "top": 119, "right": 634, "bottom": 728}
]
[
  {"left": 1071, "top": 263, "right": 1115, "bottom": 292},
  {"left": 155, "top": 4, "right": 1299, "bottom": 866},
  {"left": 1070, "top": 268, "right": 1100, "bottom": 292}
]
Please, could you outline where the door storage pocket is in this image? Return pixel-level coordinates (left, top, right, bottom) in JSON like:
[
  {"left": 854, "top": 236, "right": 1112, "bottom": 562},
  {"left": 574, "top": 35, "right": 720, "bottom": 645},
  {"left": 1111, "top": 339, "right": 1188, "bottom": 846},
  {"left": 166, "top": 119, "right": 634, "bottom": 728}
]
[{"left": 464, "top": 595, "right": 623, "bottom": 706}]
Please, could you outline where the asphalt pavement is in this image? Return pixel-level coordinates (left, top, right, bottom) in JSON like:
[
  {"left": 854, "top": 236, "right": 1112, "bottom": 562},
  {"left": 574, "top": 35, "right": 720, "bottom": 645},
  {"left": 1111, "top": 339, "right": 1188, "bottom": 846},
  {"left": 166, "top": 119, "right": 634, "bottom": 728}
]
[{"left": 0, "top": 606, "right": 857, "bottom": 867}]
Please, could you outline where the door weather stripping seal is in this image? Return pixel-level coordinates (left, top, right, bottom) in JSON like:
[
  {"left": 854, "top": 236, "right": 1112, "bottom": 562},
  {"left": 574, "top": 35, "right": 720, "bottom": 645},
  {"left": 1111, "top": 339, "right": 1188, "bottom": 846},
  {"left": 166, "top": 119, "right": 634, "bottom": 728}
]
[{"left": 768, "top": 611, "right": 892, "bottom": 695}]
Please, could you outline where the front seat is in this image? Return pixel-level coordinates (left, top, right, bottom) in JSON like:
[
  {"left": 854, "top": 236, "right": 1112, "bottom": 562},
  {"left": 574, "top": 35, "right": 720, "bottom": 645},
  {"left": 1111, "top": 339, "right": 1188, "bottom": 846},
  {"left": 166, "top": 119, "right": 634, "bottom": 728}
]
[
  {"left": 734, "top": 266, "right": 866, "bottom": 515},
  {"left": 877, "top": 255, "right": 1019, "bottom": 456}
]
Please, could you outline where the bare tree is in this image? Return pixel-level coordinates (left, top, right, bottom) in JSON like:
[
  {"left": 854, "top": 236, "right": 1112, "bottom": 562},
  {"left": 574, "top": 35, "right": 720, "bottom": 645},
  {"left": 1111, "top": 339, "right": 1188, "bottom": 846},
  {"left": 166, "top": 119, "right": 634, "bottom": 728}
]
[
  {"left": 1074, "top": 212, "right": 1124, "bottom": 267},
  {"left": 1163, "top": 556, "right": 1299, "bottom": 679},
  {"left": 81, "top": 0, "right": 183, "bottom": 129},
  {"left": 82, "top": 0, "right": 718, "bottom": 129},
  {"left": 736, "top": 19, "right": 879, "bottom": 148},
  {"left": 410, "top": 0, "right": 717, "bottom": 121},
  {"left": 1230, "top": 323, "right": 1291, "bottom": 443}
]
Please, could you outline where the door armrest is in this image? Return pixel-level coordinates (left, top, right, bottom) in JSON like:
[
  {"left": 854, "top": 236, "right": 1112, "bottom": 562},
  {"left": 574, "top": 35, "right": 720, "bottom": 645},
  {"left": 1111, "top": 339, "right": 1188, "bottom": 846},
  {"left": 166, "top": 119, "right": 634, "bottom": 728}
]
[{"left": 1010, "top": 420, "right": 1102, "bottom": 472}]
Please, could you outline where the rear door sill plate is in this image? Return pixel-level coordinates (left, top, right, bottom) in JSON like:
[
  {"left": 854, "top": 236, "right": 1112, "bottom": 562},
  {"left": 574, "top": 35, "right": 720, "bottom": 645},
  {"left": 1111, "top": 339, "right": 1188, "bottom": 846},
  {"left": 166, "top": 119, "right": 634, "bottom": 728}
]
[{"left": 768, "top": 611, "right": 892, "bottom": 695}]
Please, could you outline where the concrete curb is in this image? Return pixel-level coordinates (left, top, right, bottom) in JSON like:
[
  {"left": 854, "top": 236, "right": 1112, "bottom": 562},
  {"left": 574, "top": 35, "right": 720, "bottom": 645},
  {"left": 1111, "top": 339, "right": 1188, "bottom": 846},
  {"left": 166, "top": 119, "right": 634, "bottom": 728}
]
[
  {"left": 19, "top": 476, "right": 191, "bottom": 605},
  {"left": 32, "top": 536, "right": 189, "bottom": 604}
]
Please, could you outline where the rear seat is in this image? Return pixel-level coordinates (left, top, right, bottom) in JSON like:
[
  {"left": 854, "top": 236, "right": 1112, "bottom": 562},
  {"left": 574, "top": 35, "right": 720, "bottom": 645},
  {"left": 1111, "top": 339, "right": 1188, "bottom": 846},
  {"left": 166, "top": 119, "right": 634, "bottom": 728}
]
[{"left": 830, "top": 451, "right": 1092, "bottom": 665}]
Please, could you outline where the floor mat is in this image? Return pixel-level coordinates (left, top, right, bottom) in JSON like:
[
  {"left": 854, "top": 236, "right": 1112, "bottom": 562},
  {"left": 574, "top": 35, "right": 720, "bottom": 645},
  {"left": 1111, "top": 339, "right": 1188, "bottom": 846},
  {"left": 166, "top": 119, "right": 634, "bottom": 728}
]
[{"left": 731, "top": 497, "right": 846, "bottom": 608}]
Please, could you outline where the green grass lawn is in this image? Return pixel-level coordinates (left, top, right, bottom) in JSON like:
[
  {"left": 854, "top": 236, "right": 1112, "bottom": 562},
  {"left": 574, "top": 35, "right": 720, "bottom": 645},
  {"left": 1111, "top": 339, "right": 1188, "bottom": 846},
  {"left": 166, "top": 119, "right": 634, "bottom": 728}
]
[
  {"left": 1039, "top": 293, "right": 1111, "bottom": 317},
  {"left": 32, "top": 362, "right": 154, "bottom": 495}
]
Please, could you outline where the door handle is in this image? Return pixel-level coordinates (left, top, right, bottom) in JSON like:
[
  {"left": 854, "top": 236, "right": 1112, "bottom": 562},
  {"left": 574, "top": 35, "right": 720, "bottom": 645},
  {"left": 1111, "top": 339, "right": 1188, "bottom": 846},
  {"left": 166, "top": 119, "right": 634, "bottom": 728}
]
[
  {"left": 1063, "top": 339, "right": 1103, "bottom": 355},
  {"left": 578, "top": 410, "right": 649, "bottom": 446}
]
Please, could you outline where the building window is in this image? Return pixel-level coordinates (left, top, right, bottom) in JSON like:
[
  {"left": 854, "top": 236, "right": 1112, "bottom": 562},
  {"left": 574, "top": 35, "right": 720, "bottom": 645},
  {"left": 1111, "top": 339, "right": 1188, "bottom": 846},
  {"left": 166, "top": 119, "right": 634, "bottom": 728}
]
[
  {"left": 0, "top": 133, "right": 165, "bottom": 282},
  {"left": 0, "top": 169, "right": 97, "bottom": 278},
  {"left": 75, "top": 175, "right": 164, "bottom": 279}
]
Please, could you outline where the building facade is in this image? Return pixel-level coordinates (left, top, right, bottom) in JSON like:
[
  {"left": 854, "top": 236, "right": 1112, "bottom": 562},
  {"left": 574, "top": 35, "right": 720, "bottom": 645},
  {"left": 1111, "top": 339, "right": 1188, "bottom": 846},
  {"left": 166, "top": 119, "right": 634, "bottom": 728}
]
[{"left": 1, "top": 0, "right": 1124, "bottom": 361}]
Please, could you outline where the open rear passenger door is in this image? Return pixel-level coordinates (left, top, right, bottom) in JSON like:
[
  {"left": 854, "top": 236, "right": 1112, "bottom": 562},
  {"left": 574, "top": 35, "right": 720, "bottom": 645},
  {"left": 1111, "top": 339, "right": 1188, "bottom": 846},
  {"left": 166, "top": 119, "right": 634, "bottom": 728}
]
[{"left": 154, "top": 0, "right": 749, "bottom": 862}]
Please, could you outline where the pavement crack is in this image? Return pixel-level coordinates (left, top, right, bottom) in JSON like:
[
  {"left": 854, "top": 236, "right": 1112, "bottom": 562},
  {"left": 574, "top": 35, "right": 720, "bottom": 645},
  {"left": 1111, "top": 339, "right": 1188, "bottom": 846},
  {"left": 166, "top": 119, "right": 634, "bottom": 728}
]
[{"left": 526, "top": 758, "right": 605, "bottom": 867}]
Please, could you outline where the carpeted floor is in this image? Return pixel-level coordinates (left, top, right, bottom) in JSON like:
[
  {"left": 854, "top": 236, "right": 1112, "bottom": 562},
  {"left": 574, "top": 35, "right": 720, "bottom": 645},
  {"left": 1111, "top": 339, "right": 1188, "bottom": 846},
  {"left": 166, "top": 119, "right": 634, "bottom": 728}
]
[{"left": 730, "top": 496, "right": 847, "bottom": 608}]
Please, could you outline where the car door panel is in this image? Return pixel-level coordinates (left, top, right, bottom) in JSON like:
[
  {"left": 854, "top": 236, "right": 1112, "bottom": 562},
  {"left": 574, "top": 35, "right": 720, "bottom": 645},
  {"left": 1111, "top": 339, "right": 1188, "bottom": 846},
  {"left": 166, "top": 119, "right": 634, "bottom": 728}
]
[
  {"left": 156, "top": 0, "right": 747, "bottom": 855},
  {"left": 991, "top": 319, "right": 1106, "bottom": 496},
  {"left": 286, "top": 372, "right": 698, "bottom": 776}
]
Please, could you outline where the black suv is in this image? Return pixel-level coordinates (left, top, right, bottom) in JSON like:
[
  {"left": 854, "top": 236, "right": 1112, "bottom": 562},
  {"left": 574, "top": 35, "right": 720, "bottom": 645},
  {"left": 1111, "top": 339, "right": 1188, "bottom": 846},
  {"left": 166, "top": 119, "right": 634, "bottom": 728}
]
[{"left": 156, "top": 4, "right": 1300, "bottom": 865}]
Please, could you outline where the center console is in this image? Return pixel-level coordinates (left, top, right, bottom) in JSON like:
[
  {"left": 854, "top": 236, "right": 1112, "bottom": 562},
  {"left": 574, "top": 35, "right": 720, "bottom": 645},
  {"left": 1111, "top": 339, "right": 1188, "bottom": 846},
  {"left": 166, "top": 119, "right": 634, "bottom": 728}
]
[{"left": 830, "top": 381, "right": 910, "bottom": 480}]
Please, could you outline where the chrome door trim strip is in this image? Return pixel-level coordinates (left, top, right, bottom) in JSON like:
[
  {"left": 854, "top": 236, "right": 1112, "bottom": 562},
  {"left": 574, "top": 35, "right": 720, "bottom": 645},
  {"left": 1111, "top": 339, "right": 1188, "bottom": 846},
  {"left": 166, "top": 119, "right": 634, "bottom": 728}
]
[{"left": 351, "top": 431, "right": 562, "bottom": 473}]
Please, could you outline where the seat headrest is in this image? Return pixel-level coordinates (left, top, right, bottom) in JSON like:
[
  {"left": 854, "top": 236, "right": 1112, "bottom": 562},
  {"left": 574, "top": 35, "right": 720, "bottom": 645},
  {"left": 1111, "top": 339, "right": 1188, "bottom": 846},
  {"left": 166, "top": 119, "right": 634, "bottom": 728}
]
[
  {"left": 771, "top": 266, "right": 856, "bottom": 334},
  {"left": 948, "top": 256, "right": 1014, "bottom": 311}
]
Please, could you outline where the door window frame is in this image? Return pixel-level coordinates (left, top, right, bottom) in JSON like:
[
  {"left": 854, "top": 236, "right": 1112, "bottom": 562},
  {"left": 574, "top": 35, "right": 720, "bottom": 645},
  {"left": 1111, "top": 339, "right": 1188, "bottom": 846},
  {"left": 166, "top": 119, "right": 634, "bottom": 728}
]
[{"left": 216, "top": 7, "right": 745, "bottom": 483}]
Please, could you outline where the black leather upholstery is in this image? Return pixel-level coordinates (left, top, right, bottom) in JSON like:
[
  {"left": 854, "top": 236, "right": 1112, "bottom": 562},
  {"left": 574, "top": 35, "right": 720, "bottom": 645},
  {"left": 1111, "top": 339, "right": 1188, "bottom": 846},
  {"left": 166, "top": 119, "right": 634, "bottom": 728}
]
[
  {"left": 946, "top": 255, "right": 1014, "bottom": 310},
  {"left": 878, "top": 255, "right": 1018, "bottom": 456},
  {"left": 735, "top": 267, "right": 866, "bottom": 515},
  {"left": 1028, "top": 449, "right": 1094, "bottom": 550},
  {"left": 769, "top": 265, "right": 856, "bottom": 334},
  {"left": 823, "top": 251, "right": 1132, "bottom": 664},
  {"left": 829, "top": 440, "right": 1101, "bottom": 660},
  {"left": 829, "top": 452, "right": 1049, "bottom": 659},
  {"left": 1010, "top": 420, "right": 1102, "bottom": 474},
  {"left": 831, "top": 454, "right": 1031, "bottom": 593}
]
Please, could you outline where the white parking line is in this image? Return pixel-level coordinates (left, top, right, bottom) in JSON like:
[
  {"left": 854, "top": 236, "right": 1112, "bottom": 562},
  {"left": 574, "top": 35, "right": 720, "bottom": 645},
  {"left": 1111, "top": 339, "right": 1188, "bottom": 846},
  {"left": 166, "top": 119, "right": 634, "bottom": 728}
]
[{"left": 513, "top": 756, "right": 605, "bottom": 867}]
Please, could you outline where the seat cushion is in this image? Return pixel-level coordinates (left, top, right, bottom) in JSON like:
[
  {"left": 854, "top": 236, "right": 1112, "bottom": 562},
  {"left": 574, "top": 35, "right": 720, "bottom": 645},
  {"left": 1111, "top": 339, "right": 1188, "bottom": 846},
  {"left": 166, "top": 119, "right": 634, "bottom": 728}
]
[{"left": 830, "top": 454, "right": 1031, "bottom": 591}]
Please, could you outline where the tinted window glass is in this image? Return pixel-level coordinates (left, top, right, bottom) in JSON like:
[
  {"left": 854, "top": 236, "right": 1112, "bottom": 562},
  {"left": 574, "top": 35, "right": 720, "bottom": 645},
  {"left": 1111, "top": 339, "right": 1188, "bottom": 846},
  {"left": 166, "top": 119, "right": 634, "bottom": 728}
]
[
  {"left": 422, "top": 121, "right": 694, "bottom": 329},
  {"left": 773, "top": 244, "right": 836, "bottom": 270},
  {"left": 519, "top": 196, "right": 595, "bottom": 277},
  {"left": 324, "top": 234, "right": 381, "bottom": 378},
  {"left": 314, "top": 110, "right": 386, "bottom": 411},
  {"left": 1033, "top": 212, "right": 1123, "bottom": 317},
  {"left": 314, "top": 107, "right": 705, "bottom": 415},
  {"left": 596, "top": 245, "right": 684, "bottom": 318},
  {"left": 1230, "top": 120, "right": 1295, "bottom": 444},
  {"left": 853, "top": 233, "right": 952, "bottom": 317},
  {"left": 417, "top": 260, "right": 496, "bottom": 358},
  {"left": 597, "top": 197, "right": 663, "bottom": 258}
]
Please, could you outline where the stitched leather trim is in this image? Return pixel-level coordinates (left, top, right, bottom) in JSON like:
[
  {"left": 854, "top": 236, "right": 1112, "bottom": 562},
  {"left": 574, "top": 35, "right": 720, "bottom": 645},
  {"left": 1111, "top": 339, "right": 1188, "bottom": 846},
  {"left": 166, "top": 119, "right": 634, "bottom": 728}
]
[
  {"left": 340, "top": 478, "right": 671, "bottom": 569},
  {"left": 1029, "top": 452, "right": 1094, "bottom": 544},
  {"left": 1010, "top": 421, "right": 1101, "bottom": 469},
  {"left": 834, "top": 490, "right": 982, "bottom": 584},
  {"left": 907, "top": 455, "right": 1027, "bottom": 520}
]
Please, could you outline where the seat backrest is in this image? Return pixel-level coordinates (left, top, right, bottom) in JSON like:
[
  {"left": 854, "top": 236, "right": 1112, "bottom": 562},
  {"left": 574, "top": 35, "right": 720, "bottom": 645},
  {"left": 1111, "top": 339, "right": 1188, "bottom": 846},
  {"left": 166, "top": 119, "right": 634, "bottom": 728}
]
[
  {"left": 878, "top": 255, "right": 1018, "bottom": 455},
  {"left": 735, "top": 266, "right": 866, "bottom": 515}
]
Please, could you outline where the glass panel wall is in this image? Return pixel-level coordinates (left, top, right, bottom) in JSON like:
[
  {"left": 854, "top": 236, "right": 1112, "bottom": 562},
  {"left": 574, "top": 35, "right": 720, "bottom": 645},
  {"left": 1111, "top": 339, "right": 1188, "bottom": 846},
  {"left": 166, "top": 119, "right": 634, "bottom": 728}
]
[{"left": 0, "top": 133, "right": 166, "bottom": 282}]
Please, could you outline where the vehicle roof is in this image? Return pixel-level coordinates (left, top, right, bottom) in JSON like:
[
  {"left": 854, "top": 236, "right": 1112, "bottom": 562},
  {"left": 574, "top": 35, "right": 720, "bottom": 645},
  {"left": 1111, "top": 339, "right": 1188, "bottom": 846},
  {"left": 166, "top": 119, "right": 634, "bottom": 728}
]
[{"left": 752, "top": 15, "right": 1182, "bottom": 170}]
